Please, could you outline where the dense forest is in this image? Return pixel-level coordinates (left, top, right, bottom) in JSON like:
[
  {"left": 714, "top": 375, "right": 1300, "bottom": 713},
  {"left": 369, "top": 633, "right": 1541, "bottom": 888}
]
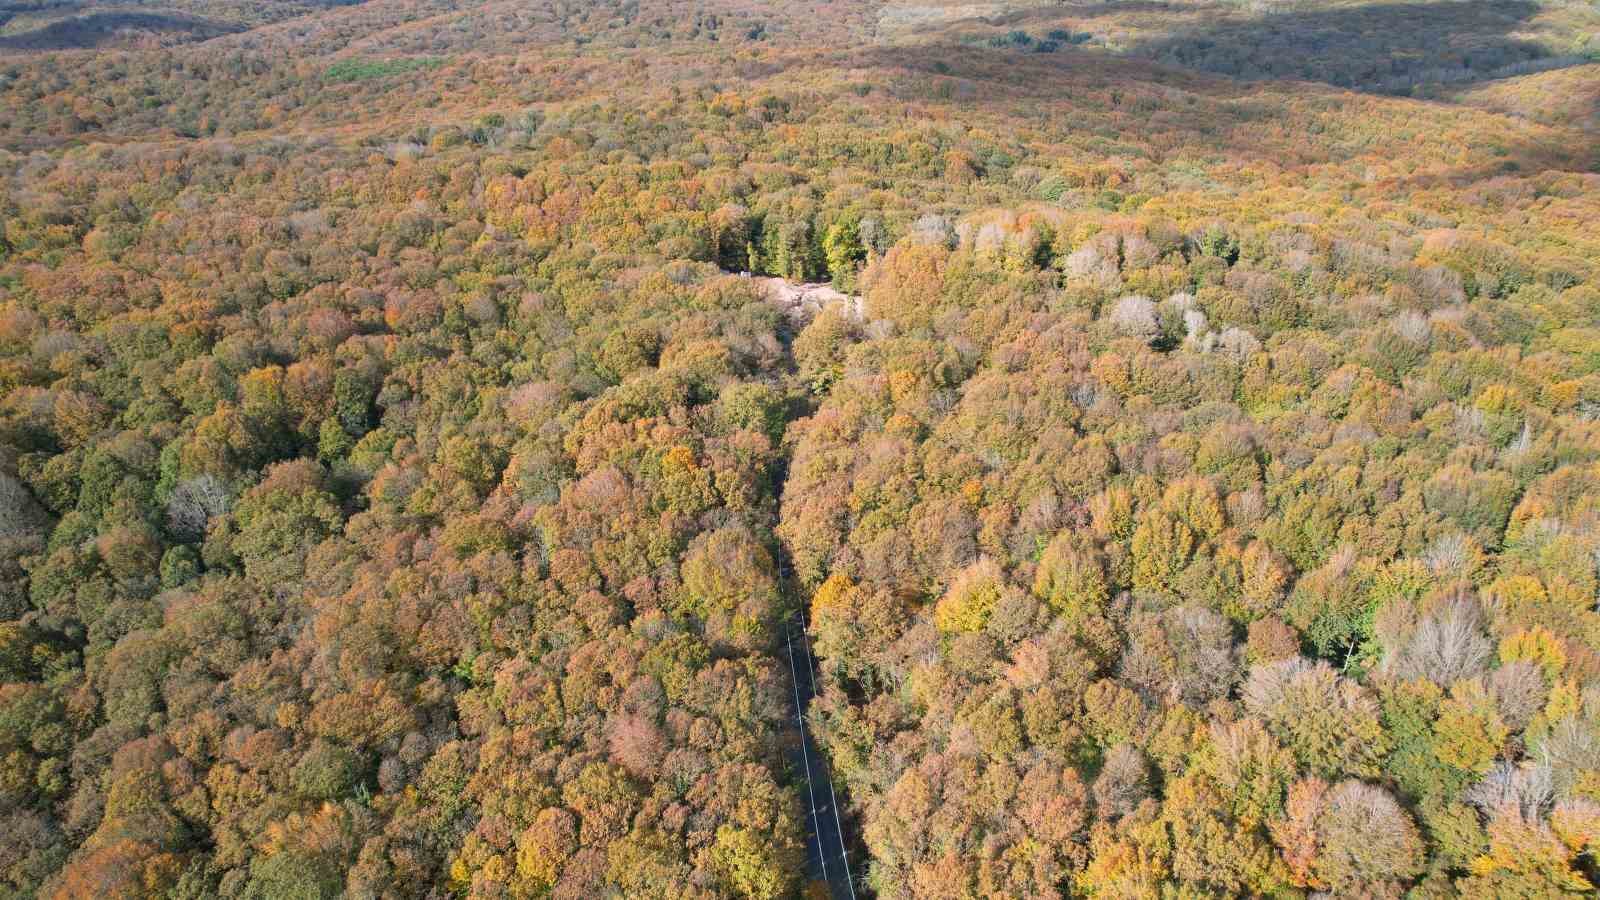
[{"left": 2, "top": 0, "right": 1599, "bottom": 897}]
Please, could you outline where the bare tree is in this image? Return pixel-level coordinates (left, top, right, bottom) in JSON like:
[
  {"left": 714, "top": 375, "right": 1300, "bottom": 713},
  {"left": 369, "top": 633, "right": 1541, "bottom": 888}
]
[
  {"left": 1216, "top": 326, "right": 1261, "bottom": 359},
  {"left": 1465, "top": 761, "right": 1554, "bottom": 821},
  {"left": 1107, "top": 294, "right": 1158, "bottom": 340},
  {"left": 1420, "top": 532, "right": 1479, "bottom": 579},
  {"left": 909, "top": 214, "right": 956, "bottom": 249},
  {"left": 1389, "top": 310, "right": 1431, "bottom": 345},
  {"left": 1241, "top": 656, "right": 1315, "bottom": 718},
  {"left": 1169, "top": 605, "right": 1240, "bottom": 705},
  {"left": 1537, "top": 714, "right": 1600, "bottom": 795},
  {"left": 1064, "top": 242, "right": 1117, "bottom": 283},
  {"left": 166, "top": 474, "right": 231, "bottom": 541},
  {"left": 1384, "top": 597, "right": 1490, "bottom": 685},
  {"left": 1093, "top": 743, "right": 1149, "bottom": 821},
  {"left": 972, "top": 221, "right": 1007, "bottom": 255},
  {"left": 1121, "top": 605, "right": 1239, "bottom": 707},
  {"left": 1489, "top": 661, "right": 1548, "bottom": 731}
]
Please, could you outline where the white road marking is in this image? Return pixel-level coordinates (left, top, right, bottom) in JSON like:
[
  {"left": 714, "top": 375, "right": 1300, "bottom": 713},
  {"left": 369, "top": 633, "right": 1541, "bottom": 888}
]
[
  {"left": 797, "top": 618, "right": 857, "bottom": 900},
  {"left": 786, "top": 624, "right": 829, "bottom": 885}
]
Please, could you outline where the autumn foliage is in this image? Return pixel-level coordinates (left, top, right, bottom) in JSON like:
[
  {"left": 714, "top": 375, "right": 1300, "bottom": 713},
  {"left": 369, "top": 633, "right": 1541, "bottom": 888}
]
[{"left": 3, "top": 0, "right": 1600, "bottom": 896}]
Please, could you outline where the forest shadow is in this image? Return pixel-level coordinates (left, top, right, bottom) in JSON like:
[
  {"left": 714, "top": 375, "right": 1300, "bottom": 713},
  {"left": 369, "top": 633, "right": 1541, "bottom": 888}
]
[
  {"left": 747, "top": 36, "right": 1596, "bottom": 181},
  {"left": 0, "top": 0, "right": 81, "bottom": 25},
  {"left": 0, "top": 9, "right": 240, "bottom": 51},
  {"left": 1124, "top": 0, "right": 1584, "bottom": 94}
]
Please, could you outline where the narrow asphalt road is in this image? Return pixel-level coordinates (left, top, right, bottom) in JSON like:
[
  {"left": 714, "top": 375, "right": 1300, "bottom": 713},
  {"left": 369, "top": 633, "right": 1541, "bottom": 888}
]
[{"left": 785, "top": 617, "right": 858, "bottom": 900}]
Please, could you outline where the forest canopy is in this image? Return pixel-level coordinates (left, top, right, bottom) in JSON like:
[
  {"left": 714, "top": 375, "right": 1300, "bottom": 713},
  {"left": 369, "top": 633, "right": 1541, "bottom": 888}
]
[{"left": 1, "top": 0, "right": 1599, "bottom": 898}]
